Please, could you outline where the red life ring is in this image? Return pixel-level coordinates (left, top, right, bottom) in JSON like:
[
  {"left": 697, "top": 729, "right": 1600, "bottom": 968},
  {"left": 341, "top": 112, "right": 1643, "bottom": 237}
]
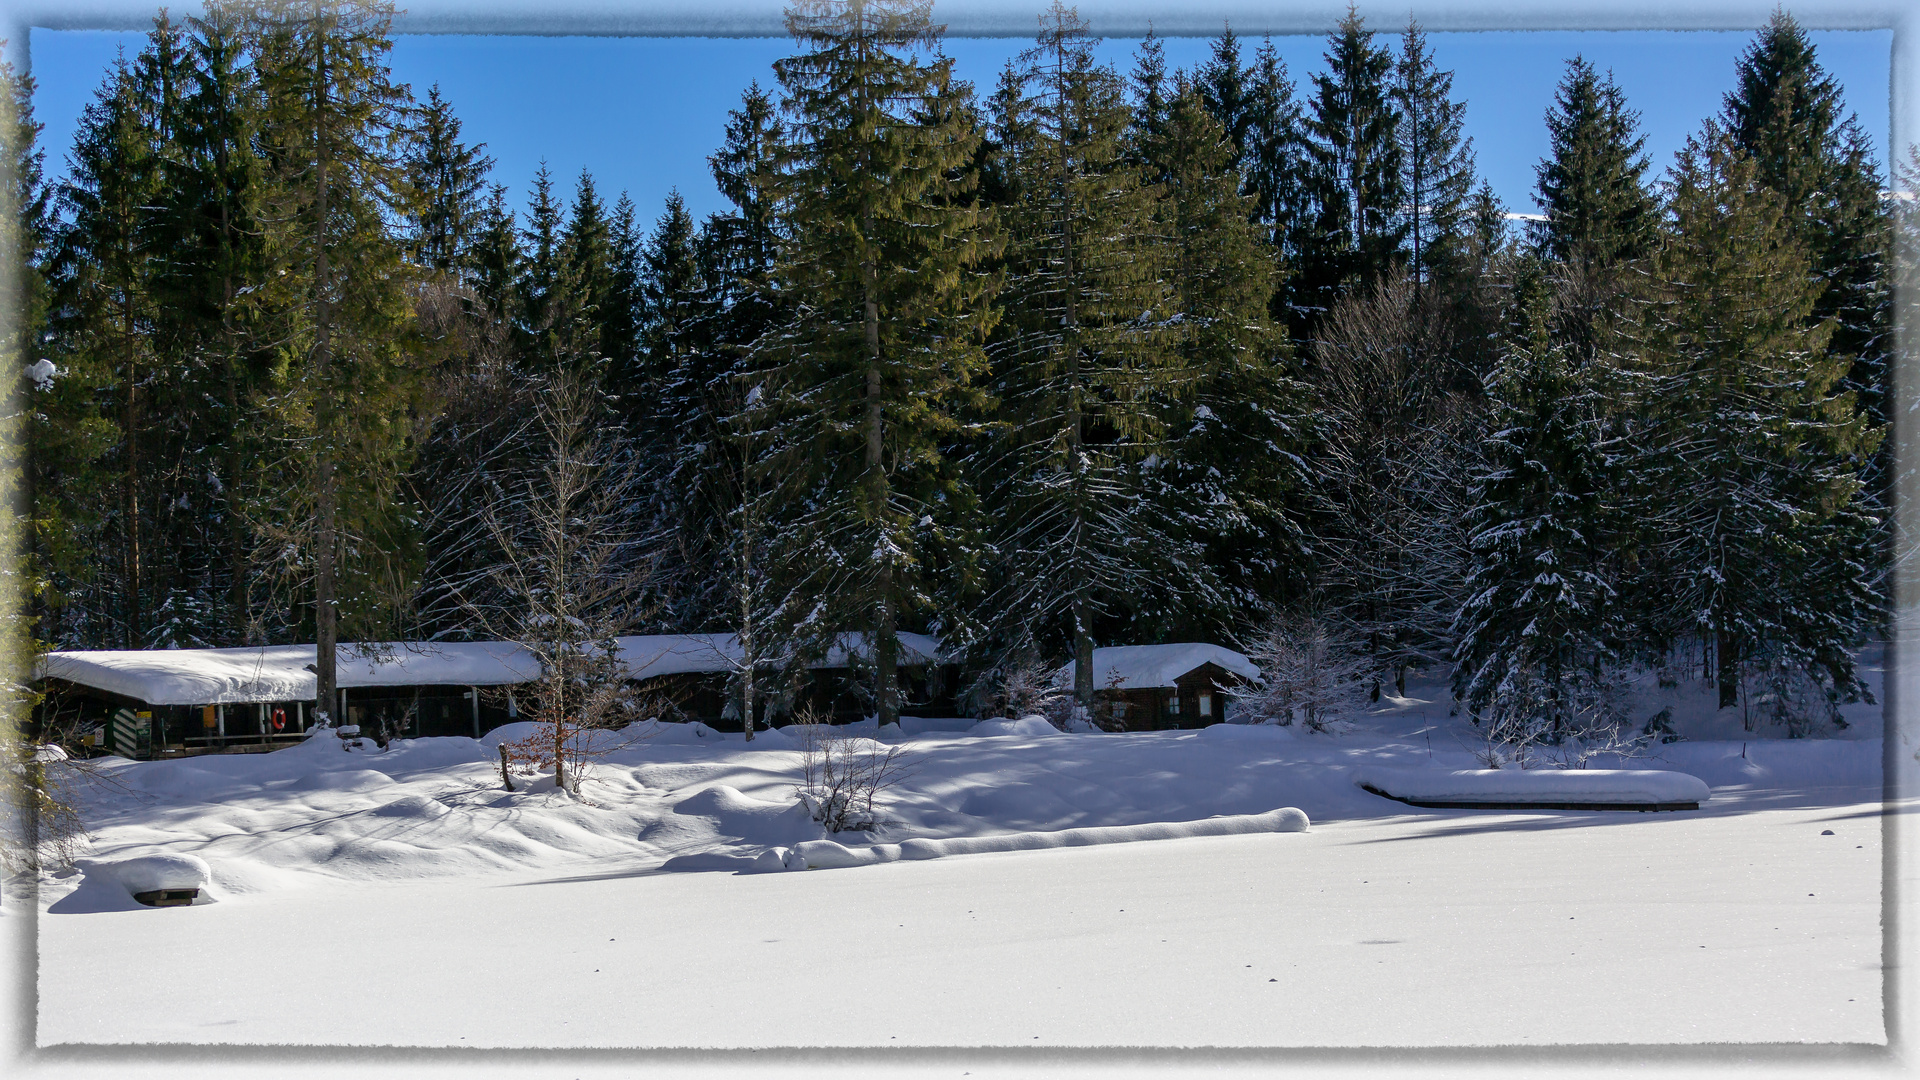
[{"left": 271, "top": 708, "right": 287, "bottom": 732}]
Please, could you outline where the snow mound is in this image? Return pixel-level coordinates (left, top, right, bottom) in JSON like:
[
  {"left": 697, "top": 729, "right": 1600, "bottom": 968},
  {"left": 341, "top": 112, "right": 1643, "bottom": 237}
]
[
  {"left": 741, "top": 726, "right": 797, "bottom": 749},
  {"left": 1355, "top": 767, "right": 1710, "bottom": 808},
  {"left": 897, "top": 716, "right": 976, "bottom": 735},
  {"left": 1198, "top": 721, "right": 1296, "bottom": 740},
  {"left": 967, "top": 716, "right": 1061, "bottom": 738},
  {"left": 53, "top": 853, "right": 219, "bottom": 914},
  {"left": 94, "top": 852, "right": 212, "bottom": 893},
  {"left": 761, "top": 807, "right": 1309, "bottom": 871}
]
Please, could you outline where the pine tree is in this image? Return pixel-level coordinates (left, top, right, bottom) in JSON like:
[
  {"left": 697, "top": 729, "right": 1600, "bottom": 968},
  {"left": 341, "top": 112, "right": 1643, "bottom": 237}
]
[
  {"left": 1452, "top": 303, "right": 1617, "bottom": 741},
  {"left": 982, "top": 2, "right": 1181, "bottom": 711},
  {"left": 53, "top": 50, "right": 165, "bottom": 647},
  {"left": 1391, "top": 18, "right": 1475, "bottom": 304},
  {"left": 1720, "top": 10, "right": 1889, "bottom": 490},
  {"left": 756, "top": 0, "right": 1001, "bottom": 726},
  {"left": 152, "top": 1, "right": 275, "bottom": 644},
  {"left": 1620, "top": 126, "right": 1880, "bottom": 720},
  {"left": 1242, "top": 38, "right": 1311, "bottom": 332},
  {"left": 403, "top": 83, "right": 493, "bottom": 275},
  {"left": 515, "top": 162, "right": 562, "bottom": 361},
  {"left": 1145, "top": 82, "right": 1313, "bottom": 638},
  {"left": 248, "top": 0, "right": 424, "bottom": 724},
  {"left": 1297, "top": 7, "right": 1404, "bottom": 332},
  {"left": 467, "top": 182, "right": 520, "bottom": 322}
]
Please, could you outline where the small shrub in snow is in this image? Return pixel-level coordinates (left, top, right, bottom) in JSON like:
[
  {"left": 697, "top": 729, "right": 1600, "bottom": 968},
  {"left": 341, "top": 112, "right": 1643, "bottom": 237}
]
[
  {"left": 1238, "top": 614, "right": 1370, "bottom": 733},
  {"left": 970, "top": 657, "right": 1073, "bottom": 729},
  {"left": 1739, "top": 654, "right": 1855, "bottom": 738},
  {"left": 1467, "top": 666, "right": 1637, "bottom": 769},
  {"left": 790, "top": 707, "right": 914, "bottom": 833}
]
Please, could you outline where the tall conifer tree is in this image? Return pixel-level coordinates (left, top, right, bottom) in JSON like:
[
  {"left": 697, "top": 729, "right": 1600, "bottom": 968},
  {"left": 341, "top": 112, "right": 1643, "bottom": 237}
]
[
  {"left": 1453, "top": 303, "right": 1618, "bottom": 739},
  {"left": 1392, "top": 19, "right": 1475, "bottom": 303},
  {"left": 403, "top": 84, "right": 493, "bottom": 275},
  {"left": 1297, "top": 7, "right": 1404, "bottom": 331},
  {"left": 1720, "top": 11, "right": 1889, "bottom": 487},
  {"left": 756, "top": 0, "right": 1001, "bottom": 726},
  {"left": 249, "top": 0, "right": 423, "bottom": 722},
  {"left": 1621, "top": 127, "right": 1880, "bottom": 715},
  {"left": 983, "top": 2, "right": 1180, "bottom": 710}
]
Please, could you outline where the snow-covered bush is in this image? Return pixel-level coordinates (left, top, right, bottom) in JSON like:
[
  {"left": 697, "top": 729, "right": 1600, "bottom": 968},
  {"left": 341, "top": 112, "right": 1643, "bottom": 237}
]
[
  {"left": 968, "top": 657, "right": 1073, "bottom": 729},
  {"left": 1238, "top": 614, "right": 1370, "bottom": 732},
  {"left": 1467, "top": 665, "right": 1636, "bottom": 769},
  {"left": 1741, "top": 653, "right": 1854, "bottom": 738},
  {"left": 790, "top": 707, "right": 914, "bottom": 833}
]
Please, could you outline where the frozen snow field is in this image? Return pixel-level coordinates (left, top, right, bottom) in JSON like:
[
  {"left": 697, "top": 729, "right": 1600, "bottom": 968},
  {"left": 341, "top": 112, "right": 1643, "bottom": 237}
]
[
  {"left": 14, "top": 654, "right": 1907, "bottom": 1079},
  {"left": 36, "top": 802, "right": 1884, "bottom": 1050}
]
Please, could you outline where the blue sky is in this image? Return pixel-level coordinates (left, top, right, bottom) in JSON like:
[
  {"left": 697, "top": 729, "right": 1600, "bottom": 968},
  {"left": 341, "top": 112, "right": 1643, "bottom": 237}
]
[{"left": 28, "top": 26, "right": 1893, "bottom": 233}]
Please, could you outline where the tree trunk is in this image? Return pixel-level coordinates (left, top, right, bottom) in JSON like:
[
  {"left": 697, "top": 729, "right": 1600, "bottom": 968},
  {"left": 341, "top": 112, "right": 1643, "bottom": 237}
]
[
  {"left": 862, "top": 234, "right": 897, "bottom": 728},
  {"left": 312, "top": 33, "right": 338, "bottom": 728},
  {"left": 739, "top": 503, "right": 756, "bottom": 741},
  {"left": 1717, "top": 628, "right": 1741, "bottom": 713},
  {"left": 219, "top": 205, "right": 252, "bottom": 645},
  {"left": 120, "top": 291, "right": 143, "bottom": 649},
  {"left": 1073, "top": 596, "right": 1095, "bottom": 711}
]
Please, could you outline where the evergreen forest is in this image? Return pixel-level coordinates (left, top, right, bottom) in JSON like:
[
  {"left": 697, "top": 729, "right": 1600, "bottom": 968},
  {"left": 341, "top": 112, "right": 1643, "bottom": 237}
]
[{"left": 4, "top": 0, "right": 1907, "bottom": 742}]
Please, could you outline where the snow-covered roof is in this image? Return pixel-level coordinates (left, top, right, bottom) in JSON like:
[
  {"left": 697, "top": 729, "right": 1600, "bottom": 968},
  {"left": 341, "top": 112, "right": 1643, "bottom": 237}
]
[
  {"left": 618, "top": 632, "right": 943, "bottom": 679},
  {"left": 1057, "top": 643, "right": 1260, "bottom": 691},
  {"left": 36, "top": 642, "right": 543, "bottom": 707},
  {"left": 41, "top": 632, "right": 949, "bottom": 705}
]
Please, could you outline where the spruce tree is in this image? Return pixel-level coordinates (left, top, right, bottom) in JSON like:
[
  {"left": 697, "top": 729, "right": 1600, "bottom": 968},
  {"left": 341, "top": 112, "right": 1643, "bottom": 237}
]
[
  {"left": 982, "top": 2, "right": 1181, "bottom": 711},
  {"left": 53, "top": 51, "right": 165, "bottom": 647},
  {"left": 467, "top": 182, "right": 520, "bottom": 323},
  {"left": 1621, "top": 126, "right": 1880, "bottom": 718},
  {"left": 249, "top": 0, "right": 423, "bottom": 723},
  {"left": 557, "top": 169, "right": 619, "bottom": 371},
  {"left": 1452, "top": 303, "right": 1617, "bottom": 741},
  {"left": 602, "top": 191, "right": 645, "bottom": 405},
  {"left": 1720, "top": 11, "right": 1889, "bottom": 488},
  {"left": 757, "top": 0, "right": 1001, "bottom": 726},
  {"left": 156, "top": 1, "right": 275, "bottom": 643},
  {"left": 1146, "top": 83, "right": 1313, "bottom": 639},
  {"left": 1391, "top": 18, "right": 1475, "bottom": 304},
  {"left": 1297, "top": 7, "right": 1404, "bottom": 330},
  {"left": 1242, "top": 38, "right": 1311, "bottom": 332},
  {"left": 515, "top": 162, "right": 563, "bottom": 361},
  {"left": 1196, "top": 26, "right": 1253, "bottom": 175},
  {"left": 403, "top": 83, "right": 493, "bottom": 276},
  {"left": 1533, "top": 57, "right": 1655, "bottom": 271}
]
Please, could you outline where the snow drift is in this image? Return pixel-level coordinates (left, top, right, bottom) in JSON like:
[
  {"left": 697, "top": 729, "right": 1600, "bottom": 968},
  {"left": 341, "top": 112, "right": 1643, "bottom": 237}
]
[
  {"left": 1354, "top": 766, "right": 1710, "bottom": 809},
  {"left": 759, "top": 806, "right": 1310, "bottom": 870}
]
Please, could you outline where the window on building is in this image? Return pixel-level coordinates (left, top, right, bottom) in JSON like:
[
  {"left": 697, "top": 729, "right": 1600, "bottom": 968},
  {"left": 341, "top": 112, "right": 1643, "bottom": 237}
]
[{"left": 1199, "top": 692, "right": 1213, "bottom": 717}]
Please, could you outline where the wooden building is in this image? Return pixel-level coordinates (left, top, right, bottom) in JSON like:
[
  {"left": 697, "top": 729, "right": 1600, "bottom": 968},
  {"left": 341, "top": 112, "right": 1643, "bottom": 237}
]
[
  {"left": 34, "top": 631, "right": 955, "bottom": 757},
  {"left": 1061, "top": 643, "right": 1261, "bottom": 731},
  {"left": 34, "top": 642, "right": 541, "bottom": 758},
  {"left": 620, "top": 631, "right": 953, "bottom": 728}
]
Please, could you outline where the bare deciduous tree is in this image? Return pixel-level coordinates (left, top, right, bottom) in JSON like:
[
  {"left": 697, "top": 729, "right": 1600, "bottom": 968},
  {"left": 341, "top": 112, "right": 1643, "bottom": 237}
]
[
  {"left": 1238, "top": 612, "right": 1371, "bottom": 732},
  {"left": 461, "top": 364, "right": 659, "bottom": 794},
  {"left": 1310, "top": 269, "right": 1477, "bottom": 697}
]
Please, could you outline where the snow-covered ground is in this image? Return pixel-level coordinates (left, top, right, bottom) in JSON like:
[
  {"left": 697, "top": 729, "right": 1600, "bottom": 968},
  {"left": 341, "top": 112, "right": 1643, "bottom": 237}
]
[{"left": 15, "top": 647, "right": 1903, "bottom": 1076}]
